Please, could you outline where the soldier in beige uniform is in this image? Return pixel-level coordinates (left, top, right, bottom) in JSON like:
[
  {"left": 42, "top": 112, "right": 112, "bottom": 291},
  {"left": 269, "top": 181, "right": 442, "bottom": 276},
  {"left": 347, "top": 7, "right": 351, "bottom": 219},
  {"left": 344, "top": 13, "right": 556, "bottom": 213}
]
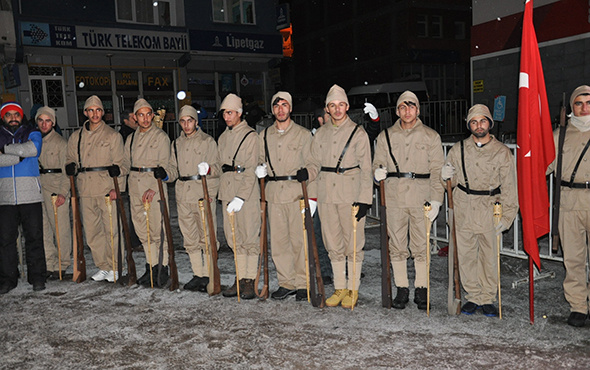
[
  {"left": 125, "top": 99, "right": 177, "bottom": 288},
  {"left": 37, "top": 107, "right": 71, "bottom": 279},
  {"left": 442, "top": 104, "right": 517, "bottom": 317},
  {"left": 255, "top": 91, "right": 312, "bottom": 301},
  {"left": 65, "top": 95, "right": 129, "bottom": 283},
  {"left": 301, "top": 84, "right": 373, "bottom": 308},
  {"left": 170, "top": 105, "right": 220, "bottom": 292},
  {"left": 218, "top": 93, "right": 260, "bottom": 300},
  {"left": 549, "top": 85, "right": 590, "bottom": 327},
  {"left": 373, "top": 91, "right": 444, "bottom": 310}
]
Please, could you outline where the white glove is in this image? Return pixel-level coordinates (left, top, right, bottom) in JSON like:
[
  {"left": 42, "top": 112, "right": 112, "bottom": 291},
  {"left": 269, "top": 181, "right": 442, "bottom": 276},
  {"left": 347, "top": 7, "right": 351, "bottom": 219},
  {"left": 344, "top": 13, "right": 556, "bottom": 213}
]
[
  {"left": 255, "top": 164, "right": 267, "bottom": 179},
  {"left": 441, "top": 163, "right": 455, "bottom": 181},
  {"left": 427, "top": 201, "right": 442, "bottom": 222},
  {"left": 495, "top": 220, "right": 508, "bottom": 235},
  {"left": 309, "top": 199, "right": 317, "bottom": 217},
  {"left": 226, "top": 197, "right": 244, "bottom": 213},
  {"left": 374, "top": 167, "right": 387, "bottom": 182},
  {"left": 198, "top": 162, "right": 209, "bottom": 176},
  {"left": 363, "top": 102, "right": 379, "bottom": 120}
]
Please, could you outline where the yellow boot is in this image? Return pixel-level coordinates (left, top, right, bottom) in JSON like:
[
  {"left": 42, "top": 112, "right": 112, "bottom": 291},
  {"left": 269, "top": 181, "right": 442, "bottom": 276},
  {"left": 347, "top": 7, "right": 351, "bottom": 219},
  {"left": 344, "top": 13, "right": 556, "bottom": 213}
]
[
  {"left": 341, "top": 290, "right": 359, "bottom": 309},
  {"left": 326, "top": 289, "right": 349, "bottom": 307}
]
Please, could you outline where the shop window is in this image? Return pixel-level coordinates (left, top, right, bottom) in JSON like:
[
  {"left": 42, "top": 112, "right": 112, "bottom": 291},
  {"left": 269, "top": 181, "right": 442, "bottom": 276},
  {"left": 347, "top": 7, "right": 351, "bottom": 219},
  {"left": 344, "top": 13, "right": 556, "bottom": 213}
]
[
  {"left": 117, "top": 0, "right": 175, "bottom": 26},
  {"left": 212, "top": 0, "right": 256, "bottom": 25}
]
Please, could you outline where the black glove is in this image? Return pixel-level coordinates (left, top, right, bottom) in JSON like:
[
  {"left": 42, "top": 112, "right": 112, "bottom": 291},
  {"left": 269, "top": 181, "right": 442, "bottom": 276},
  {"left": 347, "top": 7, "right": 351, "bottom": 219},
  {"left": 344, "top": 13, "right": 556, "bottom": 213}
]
[
  {"left": 154, "top": 166, "right": 167, "bottom": 180},
  {"left": 353, "top": 202, "right": 371, "bottom": 221},
  {"left": 65, "top": 162, "right": 77, "bottom": 176},
  {"left": 108, "top": 164, "right": 121, "bottom": 178},
  {"left": 221, "top": 164, "right": 234, "bottom": 172},
  {"left": 296, "top": 168, "right": 309, "bottom": 183}
]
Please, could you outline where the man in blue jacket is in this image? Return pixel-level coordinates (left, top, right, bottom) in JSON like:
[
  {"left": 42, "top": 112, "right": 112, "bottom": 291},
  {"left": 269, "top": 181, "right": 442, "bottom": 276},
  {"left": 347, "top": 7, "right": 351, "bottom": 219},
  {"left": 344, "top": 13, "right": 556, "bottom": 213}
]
[{"left": 0, "top": 101, "right": 46, "bottom": 293}]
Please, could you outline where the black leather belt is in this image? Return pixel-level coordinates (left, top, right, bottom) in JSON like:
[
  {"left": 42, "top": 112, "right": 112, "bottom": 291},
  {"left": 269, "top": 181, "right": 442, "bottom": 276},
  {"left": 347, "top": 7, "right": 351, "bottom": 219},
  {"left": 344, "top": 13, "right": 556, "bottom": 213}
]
[
  {"left": 267, "top": 175, "right": 297, "bottom": 181},
  {"left": 561, "top": 180, "right": 590, "bottom": 189},
  {"left": 79, "top": 166, "right": 109, "bottom": 173},
  {"left": 386, "top": 172, "right": 430, "bottom": 179},
  {"left": 320, "top": 165, "right": 359, "bottom": 174},
  {"left": 39, "top": 168, "right": 62, "bottom": 174},
  {"left": 457, "top": 183, "right": 501, "bottom": 196},
  {"left": 179, "top": 175, "right": 201, "bottom": 181},
  {"left": 131, "top": 166, "right": 158, "bottom": 173},
  {"left": 222, "top": 164, "right": 246, "bottom": 173}
]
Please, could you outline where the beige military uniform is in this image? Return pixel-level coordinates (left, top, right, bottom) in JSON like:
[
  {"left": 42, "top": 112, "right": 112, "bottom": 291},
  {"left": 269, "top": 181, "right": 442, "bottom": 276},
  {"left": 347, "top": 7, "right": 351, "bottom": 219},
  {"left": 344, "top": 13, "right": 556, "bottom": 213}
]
[
  {"left": 66, "top": 121, "right": 129, "bottom": 271},
  {"left": 259, "top": 120, "right": 312, "bottom": 290},
  {"left": 125, "top": 124, "right": 177, "bottom": 267},
  {"left": 550, "top": 123, "right": 590, "bottom": 314},
  {"left": 306, "top": 117, "right": 373, "bottom": 291},
  {"left": 170, "top": 128, "right": 220, "bottom": 277},
  {"left": 39, "top": 129, "right": 71, "bottom": 272},
  {"left": 445, "top": 136, "right": 518, "bottom": 305},
  {"left": 373, "top": 119, "right": 444, "bottom": 289},
  {"left": 218, "top": 120, "right": 260, "bottom": 279}
]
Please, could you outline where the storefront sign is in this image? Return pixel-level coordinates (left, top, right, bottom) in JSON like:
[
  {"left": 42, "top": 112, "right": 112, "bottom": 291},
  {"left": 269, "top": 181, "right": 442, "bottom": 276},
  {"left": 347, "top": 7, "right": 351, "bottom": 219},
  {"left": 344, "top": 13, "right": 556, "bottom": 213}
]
[
  {"left": 116, "top": 72, "right": 139, "bottom": 91},
  {"left": 143, "top": 72, "right": 173, "bottom": 92},
  {"left": 190, "top": 30, "right": 282, "bottom": 55},
  {"left": 21, "top": 22, "right": 188, "bottom": 52},
  {"left": 75, "top": 71, "right": 112, "bottom": 91}
]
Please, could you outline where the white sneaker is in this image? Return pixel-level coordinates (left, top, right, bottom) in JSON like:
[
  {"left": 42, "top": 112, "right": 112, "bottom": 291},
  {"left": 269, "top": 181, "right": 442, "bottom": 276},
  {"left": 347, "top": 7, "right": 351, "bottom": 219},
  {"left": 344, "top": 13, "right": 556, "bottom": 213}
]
[
  {"left": 105, "top": 270, "right": 119, "bottom": 283},
  {"left": 91, "top": 270, "right": 110, "bottom": 281}
]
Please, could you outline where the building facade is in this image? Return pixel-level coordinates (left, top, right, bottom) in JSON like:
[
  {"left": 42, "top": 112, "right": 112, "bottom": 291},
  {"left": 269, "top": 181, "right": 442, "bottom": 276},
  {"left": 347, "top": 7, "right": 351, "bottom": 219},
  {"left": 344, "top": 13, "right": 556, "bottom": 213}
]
[
  {"left": 471, "top": 0, "right": 590, "bottom": 134},
  {"left": 2, "top": 0, "right": 282, "bottom": 129}
]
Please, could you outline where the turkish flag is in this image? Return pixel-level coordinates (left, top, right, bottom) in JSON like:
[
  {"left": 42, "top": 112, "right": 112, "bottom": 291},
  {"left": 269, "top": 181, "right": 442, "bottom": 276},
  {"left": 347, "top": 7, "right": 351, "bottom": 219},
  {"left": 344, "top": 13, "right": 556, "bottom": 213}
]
[{"left": 517, "top": 0, "right": 555, "bottom": 270}]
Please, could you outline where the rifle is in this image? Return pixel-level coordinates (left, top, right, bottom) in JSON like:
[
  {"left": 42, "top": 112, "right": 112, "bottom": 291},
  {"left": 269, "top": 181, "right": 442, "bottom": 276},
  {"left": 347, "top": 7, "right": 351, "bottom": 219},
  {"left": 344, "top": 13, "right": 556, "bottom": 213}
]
[
  {"left": 156, "top": 178, "right": 179, "bottom": 291},
  {"left": 446, "top": 179, "right": 461, "bottom": 315},
  {"left": 379, "top": 180, "right": 392, "bottom": 308},
  {"left": 112, "top": 177, "right": 137, "bottom": 285},
  {"left": 254, "top": 177, "right": 269, "bottom": 299},
  {"left": 301, "top": 180, "right": 325, "bottom": 308},
  {"left": 69, "top": 175, "right": 86, "bottom": 283},
  {"left": 201, "top": 175, "right": 221, "bottom": 295},
  {"left": 552, "top": 93, "right": 567, "bottom": 253}
]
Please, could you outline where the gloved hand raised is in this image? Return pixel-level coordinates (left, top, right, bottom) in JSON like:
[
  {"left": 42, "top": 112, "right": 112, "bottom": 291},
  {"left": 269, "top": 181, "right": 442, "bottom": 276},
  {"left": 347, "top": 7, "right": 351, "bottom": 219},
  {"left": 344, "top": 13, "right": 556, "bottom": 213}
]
[
  {"left": 363, "top": 103, "right": 379, "bottom": 120},
  {"left": 255, "top": 164, "right": 268, "bottom": 179}
]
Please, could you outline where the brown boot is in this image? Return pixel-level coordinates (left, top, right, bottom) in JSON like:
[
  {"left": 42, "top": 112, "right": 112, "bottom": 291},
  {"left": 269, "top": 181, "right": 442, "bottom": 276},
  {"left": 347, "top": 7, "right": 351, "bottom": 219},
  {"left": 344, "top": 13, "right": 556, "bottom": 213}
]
[
  {"left": 223, "top": 278, "right": 238, "bottom": 297},
  {"left": 240, "top": 278, "right": 256, "bottom": 300}
]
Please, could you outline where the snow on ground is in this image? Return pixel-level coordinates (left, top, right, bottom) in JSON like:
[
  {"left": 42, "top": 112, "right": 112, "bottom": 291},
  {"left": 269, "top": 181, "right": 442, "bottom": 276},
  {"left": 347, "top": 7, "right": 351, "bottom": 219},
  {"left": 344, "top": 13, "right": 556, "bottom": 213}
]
[{"left": 2, "top": 187, "right": 589, "bottom": 369}]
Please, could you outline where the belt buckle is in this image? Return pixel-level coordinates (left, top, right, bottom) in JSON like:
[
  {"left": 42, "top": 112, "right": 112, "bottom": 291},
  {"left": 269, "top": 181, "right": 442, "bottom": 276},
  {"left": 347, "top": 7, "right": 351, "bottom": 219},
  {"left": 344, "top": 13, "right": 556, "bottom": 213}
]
[
  {"left": 336, "top": 167, "right": 343, "bottom": 174},
  {"left": 236, "top": 165, "right": 244, "bottom": 173},
  {"left": 586, "top": 182, "right": 590, "bottom": 189},
  {"left": 409, "top": 172, "right": 416, "bottom": 179}
]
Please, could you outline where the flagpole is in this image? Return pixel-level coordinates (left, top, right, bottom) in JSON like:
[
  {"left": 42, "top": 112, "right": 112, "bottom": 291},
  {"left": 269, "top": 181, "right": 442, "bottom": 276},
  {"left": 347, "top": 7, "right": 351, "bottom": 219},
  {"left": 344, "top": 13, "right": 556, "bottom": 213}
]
[{"left": 529, "top": 257, "right": 534, "bottom": 324}]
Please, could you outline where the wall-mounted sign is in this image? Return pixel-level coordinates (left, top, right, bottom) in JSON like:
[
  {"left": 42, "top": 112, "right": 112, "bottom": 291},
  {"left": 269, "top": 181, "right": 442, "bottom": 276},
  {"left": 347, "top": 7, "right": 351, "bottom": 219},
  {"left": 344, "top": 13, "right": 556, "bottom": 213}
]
[
  {"left": 75, "top": 71, "right": 112, "bottom": 91},
  {"left": 21, "top": 22, "right": 189, "bottom": 52},
  {"left": 190, "top": 30, "right": 282, "bottom": 55},
  {"left": 143, "top": 72, "right": 173, "bottom": 92},
  {"left": 473, "top": 79, "right": 484, "bottom": 93},
  {"left": 115, "top": 72, "right": 139, "bottom": 91},
  {"left": 493, "top": 95, "right": 506, "bottom": 122}
]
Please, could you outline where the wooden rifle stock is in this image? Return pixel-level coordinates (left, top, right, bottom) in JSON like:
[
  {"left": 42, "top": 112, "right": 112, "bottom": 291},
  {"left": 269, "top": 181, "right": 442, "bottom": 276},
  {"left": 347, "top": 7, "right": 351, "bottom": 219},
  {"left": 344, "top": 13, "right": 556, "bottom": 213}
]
[
  {"left": 156, "top": 178, "right": 179, "bottom": 291},
  {"left": 112, "top": 178, "right": 137, "bottom": 285},
  {"left": 301, "top": 180, "right": 325, "bottom": 308},
  {"left": 552, "top": 93, "right": 567, "bottom": 253},
  {"left": 446, "top": 180, "right": 461, "bottom": 315},
  {"left": 69, "top": 175, "right": 86, "bottom": 283},
  {"left": 201, "top": 175, "right": 221, "bottom": 295},
  {"left": 254, "top": 177, "right": 269, "bottom": 299},
  {"left": 379, "top": 180, "right": 392, "bottom": 308}
]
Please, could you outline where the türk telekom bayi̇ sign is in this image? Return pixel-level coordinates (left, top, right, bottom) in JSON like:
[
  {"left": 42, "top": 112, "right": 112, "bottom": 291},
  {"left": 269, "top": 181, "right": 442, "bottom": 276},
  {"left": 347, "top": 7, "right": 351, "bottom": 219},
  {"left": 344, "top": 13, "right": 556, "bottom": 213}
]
[{"left": 21, "top": 22, "right": 189, "bottom": 52}]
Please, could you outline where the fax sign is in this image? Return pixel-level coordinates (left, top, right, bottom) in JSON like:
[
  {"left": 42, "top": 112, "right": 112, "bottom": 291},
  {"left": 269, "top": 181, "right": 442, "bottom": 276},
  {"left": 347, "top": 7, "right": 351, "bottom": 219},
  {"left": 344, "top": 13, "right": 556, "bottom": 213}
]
[{"left": 493, "top": 95, "right": 506, "bottom": 122}]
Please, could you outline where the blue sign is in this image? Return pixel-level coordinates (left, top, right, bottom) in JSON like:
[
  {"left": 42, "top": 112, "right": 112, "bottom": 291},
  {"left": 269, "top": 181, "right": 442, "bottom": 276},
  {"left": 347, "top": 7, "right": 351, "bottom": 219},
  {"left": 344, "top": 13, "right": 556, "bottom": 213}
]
[
  {"left": 190, "top": 30, "right": 282, "bottom": 55},
  {"left": 21, "top": 22, "right": 52, "bottom": 46},
  {"left": 493, "top": 95, "right": 506, "bottom": 122}
]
